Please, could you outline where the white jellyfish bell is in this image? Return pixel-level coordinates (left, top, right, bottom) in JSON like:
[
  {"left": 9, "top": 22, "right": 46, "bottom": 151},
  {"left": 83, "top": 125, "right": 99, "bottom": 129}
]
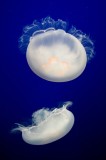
[
  {"left": 12, "top": 102, "right": 74, "bottom": 145},
  {"left": 19, "top": 17, "right": 94, "bottom": 82}
]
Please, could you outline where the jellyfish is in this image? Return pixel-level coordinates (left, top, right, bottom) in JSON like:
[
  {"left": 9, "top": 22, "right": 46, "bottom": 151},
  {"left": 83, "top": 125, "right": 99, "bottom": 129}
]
[
  {"left": 12, "top": 101, "right": 74, "bottom": 145},
  {"left": 19, "top": 17, "right": 94, "bottom": 82}
]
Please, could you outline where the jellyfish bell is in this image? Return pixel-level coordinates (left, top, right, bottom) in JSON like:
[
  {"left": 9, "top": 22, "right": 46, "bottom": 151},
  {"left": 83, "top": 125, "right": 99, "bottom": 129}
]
[
  {"left": 12, "top": 101, "right": 74, "bottom": 145},
  {"left": 26, "top": 28, "right": 87, "bottom": 82},
  {"left": 19, "top": 17, "right": 94, "bottom": 82}
]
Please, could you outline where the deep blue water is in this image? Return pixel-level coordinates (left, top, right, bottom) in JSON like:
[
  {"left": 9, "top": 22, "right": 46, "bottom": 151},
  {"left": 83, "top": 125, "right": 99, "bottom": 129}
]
[{"left": 1, "top": 0, "right": 106, "bottom": 159}]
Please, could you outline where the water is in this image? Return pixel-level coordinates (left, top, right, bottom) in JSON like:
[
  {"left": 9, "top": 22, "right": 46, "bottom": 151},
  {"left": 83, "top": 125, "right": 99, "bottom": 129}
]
[{"left": 1, "top": 0, "right": 105, "bottom": 159}]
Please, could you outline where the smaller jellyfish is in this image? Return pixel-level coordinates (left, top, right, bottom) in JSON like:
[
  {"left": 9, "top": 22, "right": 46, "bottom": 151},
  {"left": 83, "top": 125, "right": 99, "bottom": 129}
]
[
  {"left": 19, "top": 17, "right": 94, "bottom": 82},
  {"left": 12, "top": 101, "right": 74, "bottom": 145}
]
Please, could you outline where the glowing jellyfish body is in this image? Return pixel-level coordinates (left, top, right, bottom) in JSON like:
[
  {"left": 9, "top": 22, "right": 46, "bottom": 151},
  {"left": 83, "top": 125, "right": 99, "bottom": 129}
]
[
  {"left": 19, "top": 17, "right": 94, "bottom": 82},
  {"left": 27, "top": 29, "right": 87, "bottom": 82},
  {"left": 13, "top": 102, "right": 74, "bottom": 145}
]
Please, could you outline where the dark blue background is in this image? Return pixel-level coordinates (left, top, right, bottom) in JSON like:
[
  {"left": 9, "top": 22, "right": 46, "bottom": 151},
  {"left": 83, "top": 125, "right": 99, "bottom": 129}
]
[{"left": 1, "top": 0, "right": 106, "bottom": 159}]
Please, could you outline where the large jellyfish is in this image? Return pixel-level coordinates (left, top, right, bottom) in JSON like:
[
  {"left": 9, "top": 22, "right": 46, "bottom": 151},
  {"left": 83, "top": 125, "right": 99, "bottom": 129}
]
[
  {"left": 12, "top": 102, "right": 74, "bottom": 145},
  {"left": 19, "top": 17, "right": 94, "bottom": 82}
]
